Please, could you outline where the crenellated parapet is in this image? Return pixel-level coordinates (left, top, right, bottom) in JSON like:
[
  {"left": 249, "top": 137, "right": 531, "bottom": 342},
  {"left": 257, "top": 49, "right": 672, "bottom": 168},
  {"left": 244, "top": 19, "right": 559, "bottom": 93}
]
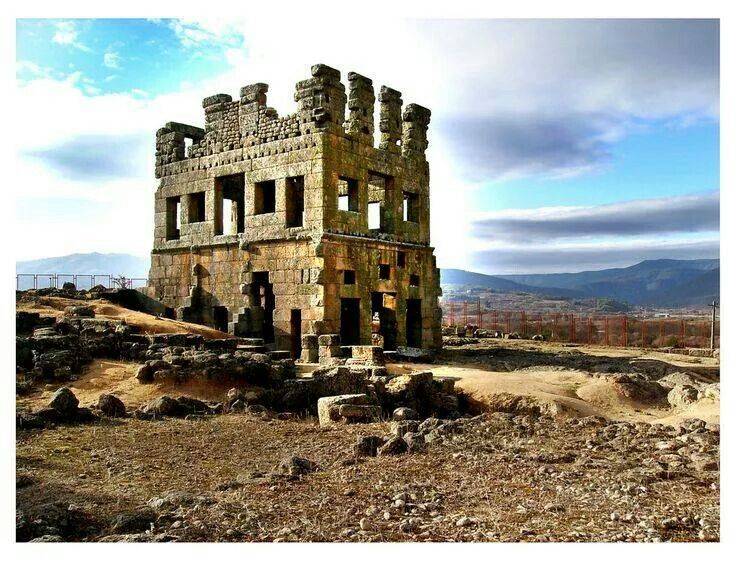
[
  {"left": 155, "top": 122, "right": 205, "bottom": 170},
  {"left": 295, "top": 64, "right": 347, "bottom": 132},
  {"left": 154, "top": 63, "right": 431, "bottom": 178},
  {"left": 401, "top": 104, "right": 431, "bottom": 158},
  {"left": 345, "top": 72, "right": 375, "bottom": 141},
  {"left": 378, "top": 86, "right": 402, "bottom": 153}
]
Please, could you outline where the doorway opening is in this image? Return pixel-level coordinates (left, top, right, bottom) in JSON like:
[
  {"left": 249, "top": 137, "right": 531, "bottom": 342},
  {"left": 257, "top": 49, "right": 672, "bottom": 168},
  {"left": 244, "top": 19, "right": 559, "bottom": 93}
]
[
  {"left": 290, "top": 309, "right": 302, "bottom": 359},
  {"left": 340, "top": 298, "right": 361, "bottom": 345},
  {"left": 251, "top": 272, "right": 275, "bottom": 343},
  {"left": 406, "top": 298, "right": 422, "bottom": 348},
  {"left": 213, "top": 306, "right": 229, "bottom": 333},
  {"left": 371, "top": 292, "right": 397, "bottom": 350}
]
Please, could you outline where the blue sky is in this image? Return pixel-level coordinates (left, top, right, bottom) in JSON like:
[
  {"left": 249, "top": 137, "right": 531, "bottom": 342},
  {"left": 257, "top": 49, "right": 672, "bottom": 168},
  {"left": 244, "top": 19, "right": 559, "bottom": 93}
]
[
  {"left": 15, "top": 18, "right": 720, "bottom": 274},
  {"left": 483, "top": 122, "right": 719, "bottom": 212},
  {"left": 16, "top": 19, "right": 237, "bottom": 96}
]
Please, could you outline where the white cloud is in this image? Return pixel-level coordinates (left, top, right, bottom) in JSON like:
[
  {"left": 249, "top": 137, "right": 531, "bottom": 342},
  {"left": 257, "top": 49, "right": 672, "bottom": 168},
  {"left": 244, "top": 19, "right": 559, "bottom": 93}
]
[
  {"left": 472, "top": 192, "right": 720, "bottom": 243},
  {"left": 470, "top": 237, "right": 720, "bottom": 275},
  {"left": 52, "top": 20, "right": 92, "bottom": 52},
  {"left": 103, "top": 51, "right": 121, "bottom": 69},
  {"left": 15, "top": 18, "right": 719, "bottom": 270},
  {"left": 166, "top": 19, "right": 243, "bottom": 49}
]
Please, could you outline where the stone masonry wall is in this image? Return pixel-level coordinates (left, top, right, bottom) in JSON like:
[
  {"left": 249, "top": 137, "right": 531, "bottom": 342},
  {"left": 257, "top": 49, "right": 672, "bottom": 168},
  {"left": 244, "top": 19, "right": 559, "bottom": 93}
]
[{"left": 149, "top": 63, "right": 442, "bottom": 353}]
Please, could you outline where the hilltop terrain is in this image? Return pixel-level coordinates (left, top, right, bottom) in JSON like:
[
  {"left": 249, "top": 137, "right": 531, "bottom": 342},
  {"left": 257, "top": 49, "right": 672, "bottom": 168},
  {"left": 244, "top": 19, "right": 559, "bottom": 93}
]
[
  {"left": 443, "top": 259, "right": 719, "bottom": 310},
  {"left": 16, "top": 292, "right": 719, "bottom": 542}
]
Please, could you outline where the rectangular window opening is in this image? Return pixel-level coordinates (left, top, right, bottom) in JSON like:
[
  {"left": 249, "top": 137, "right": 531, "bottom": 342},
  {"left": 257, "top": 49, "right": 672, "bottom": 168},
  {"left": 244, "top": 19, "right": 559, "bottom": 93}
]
[
  {"left": 368, "top": 202, "right": 381, "bottom": 230},
  {"left": 188, "top": 192, "right": 206, "bottom": 223},
  {"left": 368, "top": 171, "right": 393, "bottom": 232},
  {"left": 222, "top": 198, "right": 233, "bottom": 234},
  {"left": 286, "top": 175, "right": 305, "bottom": 227},
  {"left": 397, "top": 252, "right": 406, "bottom": 268},
  {"left": 337, "top": 176, "right": 359, "bottom": 212},
  {"left": 379, "top": 264, "right": 391, "bottom": 280},
  {"left": 409, "top": 274, "right": 420, "bottom": 287},
  {"left": 216, "top": 174, "right": 245, "bottom": 235},
  {"left": 343, "top": 270, "right": 356, "bottom": 285},
  {"left": 403, "top": 191, "right": 420, "bottom": 223},
  {"left": 254, "top": 179, "right": 276, "bottom": 214},
  {"left": 166, "top": 196, "right": 181, "bottom": 240}
]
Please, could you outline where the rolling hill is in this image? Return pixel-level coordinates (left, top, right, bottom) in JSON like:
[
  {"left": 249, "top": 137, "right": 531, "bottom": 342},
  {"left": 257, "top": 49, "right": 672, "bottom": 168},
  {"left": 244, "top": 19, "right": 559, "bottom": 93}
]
[
  {"left": 16, "top": 253, "right": 150, "bottom": 278},
  {"left": 16, "top": 253, "right": 719, "bottom": 309},
  {"left": 440, "top": 269, "right": 583, "bottom": 298},
  {"left": 442, "top": 259, "right": 720, "bottom": 308}
]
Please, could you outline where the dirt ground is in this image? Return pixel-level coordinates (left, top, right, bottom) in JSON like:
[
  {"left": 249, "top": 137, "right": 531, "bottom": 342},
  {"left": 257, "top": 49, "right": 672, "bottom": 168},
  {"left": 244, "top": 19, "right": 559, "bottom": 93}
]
[
  {"left": 16, "top": 295, "right": 232, "bottom": 339},
  {"left": 16, "top": 302, "right": 720, "bottom": 542},
  {"left": 391, "top": 339, "right": 720, "bottom": 426},
  {"left": 16, "top": 410, "right": 720, "bottom": 543}
]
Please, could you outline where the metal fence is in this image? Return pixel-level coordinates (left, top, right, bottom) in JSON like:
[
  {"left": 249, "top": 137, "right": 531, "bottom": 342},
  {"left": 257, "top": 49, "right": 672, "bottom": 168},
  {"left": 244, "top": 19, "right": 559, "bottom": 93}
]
[
  {"left": 441, "top": 299, "right": 719, "bottom": 349},
  {"left": 16, "top": 274, "right": 148, "bottom": 291}
]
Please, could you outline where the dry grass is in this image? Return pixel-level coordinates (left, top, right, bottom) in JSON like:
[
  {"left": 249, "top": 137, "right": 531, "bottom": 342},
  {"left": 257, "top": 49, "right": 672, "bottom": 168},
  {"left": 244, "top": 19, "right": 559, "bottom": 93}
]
[
  {"left": 16, "top": 295, "right": 232, "bottom": 339},
  {"left": 16, "top": 414, "right": 719, "bottom": 542}
]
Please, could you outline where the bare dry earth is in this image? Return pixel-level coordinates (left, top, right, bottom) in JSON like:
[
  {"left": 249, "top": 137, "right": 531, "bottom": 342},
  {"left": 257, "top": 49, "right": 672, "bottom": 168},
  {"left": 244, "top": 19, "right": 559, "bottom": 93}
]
[
  {"left": 16, "top": 300, "right": 720, "bottom": 542},
  {"left": 16, "top": 295, "right": 232, "bottom": 339},
  {"left": 17, "top": 411, "right": 720, "bottom": 543},
  {"left": 424, "top": 339, "right": 720, "bottom": 426}
]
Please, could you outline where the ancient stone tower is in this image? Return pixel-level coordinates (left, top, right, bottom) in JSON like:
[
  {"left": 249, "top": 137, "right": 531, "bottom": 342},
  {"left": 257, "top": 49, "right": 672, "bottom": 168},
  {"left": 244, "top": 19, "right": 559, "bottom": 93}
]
[{"left": 147, "top": 63, "right": 442, "bottom": 359}]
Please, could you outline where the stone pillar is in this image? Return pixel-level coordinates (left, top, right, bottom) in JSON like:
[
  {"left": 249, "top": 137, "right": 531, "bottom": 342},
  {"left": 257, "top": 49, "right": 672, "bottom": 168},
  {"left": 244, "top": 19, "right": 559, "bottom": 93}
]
[
  {"left": 346, "top": 72, "right": 375, "bottom": 143},
  {"left": 401, "top": 103, "right": 431, "bottom": 159},
  {"left": 240, "top": 83, "right": 268, "bottom": 141},
  {"left": 378, "top": 86, "right": 402, "bottom": 153},
  {"left": 295, "top": 64, "right": 346, "bottom": 133},
  {"left": 300, "top": 334, "right": 319, "bottom": 363}
]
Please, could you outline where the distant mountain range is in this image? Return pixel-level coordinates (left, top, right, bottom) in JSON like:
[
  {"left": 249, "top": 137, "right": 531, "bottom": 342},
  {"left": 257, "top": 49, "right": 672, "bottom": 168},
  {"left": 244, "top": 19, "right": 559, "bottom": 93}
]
[
  {"left": 16, "top": 253, "right": 719, "bottom": 309},
  {"left": 442, "top": 259, "right": 720, "bottom": 308},
  {"left": 16, "top": 253, "right": 150, "bottom": 278}
]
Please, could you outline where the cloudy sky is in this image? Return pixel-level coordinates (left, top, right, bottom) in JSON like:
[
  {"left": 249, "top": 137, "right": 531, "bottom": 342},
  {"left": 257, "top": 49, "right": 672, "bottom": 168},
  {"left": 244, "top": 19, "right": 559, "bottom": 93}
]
[{"left": 15, "top": 18, "right": 719, "bottom": 274}]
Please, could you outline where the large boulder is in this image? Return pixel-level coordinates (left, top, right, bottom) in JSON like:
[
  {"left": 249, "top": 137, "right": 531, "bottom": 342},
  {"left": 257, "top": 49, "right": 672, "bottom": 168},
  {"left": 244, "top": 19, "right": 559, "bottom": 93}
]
[
  {"left": 377, "top": 436, "right": 408, "bottom": 456},
  {"left": 273, "top": 456, "right": 317, "bottom": 477},
  {"left": 667, "top": 385, "right": 700, "bottom": 409},
  {"left": 135, "top": 364, "right": 153, "bottom": 384},
  {"left": 700, "top": 383, "right": 720, "bottom": 401},
  {"left": 139, "top": 396, "right": 181, "bottom": 418},
  {"left": 63, "top": 305, "right": 95, "bottom": 318},
  {"left": 392, "top": 407, "right": 418, "bottom": 421},
  {"left": 48, "top": 387, "right": 79, "bottom": 418},
  {"left": 317, "top": 394, "right": 380, "bottom": 427},
  {"left": 355, "top": 435, "right": 386, "bottom": 457},
  {"left": 97, "top": 394, "right": 126, "bottom": 417},
  {"left": 109, "top": 508, "right": 156, "bottom": 533}
]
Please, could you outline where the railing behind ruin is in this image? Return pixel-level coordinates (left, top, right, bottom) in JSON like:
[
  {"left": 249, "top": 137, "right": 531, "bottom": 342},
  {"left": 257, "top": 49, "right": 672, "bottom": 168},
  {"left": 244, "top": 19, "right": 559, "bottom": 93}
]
[
  {"left": 16, "top": 274, "right": 148, "bottom": 291},
  {"left": 441, "top": 300, "right": 719, "bottom": 350}
]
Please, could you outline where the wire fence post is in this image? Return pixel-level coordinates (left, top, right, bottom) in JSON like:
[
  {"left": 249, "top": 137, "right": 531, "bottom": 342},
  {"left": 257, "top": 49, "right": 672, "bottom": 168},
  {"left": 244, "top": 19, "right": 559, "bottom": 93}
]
[
  {"left": 680, "top": 318, "right": 685, "bottom": 346},
  {"left": 521, "top": 310, "right": 527, "bottom": 338},
  {"left": 641, "top": 319, "right": 646, "bottom": 349},
  {"left": 570, "top": 315, "right": 576, "bottom": 343}
]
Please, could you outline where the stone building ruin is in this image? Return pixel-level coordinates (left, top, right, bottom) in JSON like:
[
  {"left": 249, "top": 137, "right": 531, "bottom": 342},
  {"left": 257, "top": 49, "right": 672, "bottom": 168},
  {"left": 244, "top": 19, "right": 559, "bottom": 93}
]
[{"left": 147, "top": 63, "right": 442, "bottom": 360}]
